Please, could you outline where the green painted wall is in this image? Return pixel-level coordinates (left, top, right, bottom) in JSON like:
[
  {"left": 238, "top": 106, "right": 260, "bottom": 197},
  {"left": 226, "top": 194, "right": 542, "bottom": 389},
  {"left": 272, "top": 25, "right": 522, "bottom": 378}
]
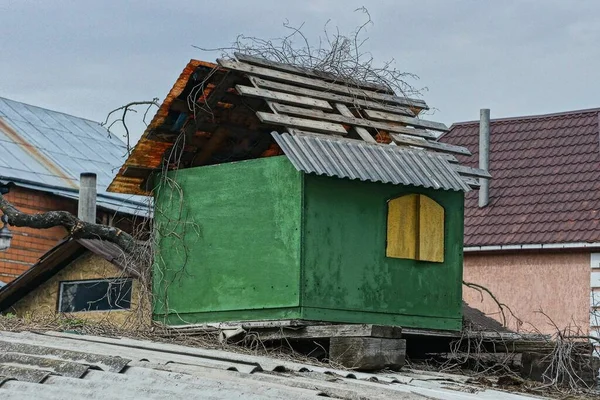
[
  {"left": 301, "top": 175, "right": 464, "bottom": 330},
  {"left": 153, "top": 155, "right": 465, "bottom": 330},
  {"left": 153, "top": 156, "right": 303, "bottom": 325}
]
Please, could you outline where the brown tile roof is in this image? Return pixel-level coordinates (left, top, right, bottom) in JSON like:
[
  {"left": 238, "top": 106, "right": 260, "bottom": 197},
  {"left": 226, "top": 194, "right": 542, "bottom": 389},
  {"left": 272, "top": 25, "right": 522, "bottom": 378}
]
[{"left": 440, "top": 108, "right": 600, "bottom": 247}]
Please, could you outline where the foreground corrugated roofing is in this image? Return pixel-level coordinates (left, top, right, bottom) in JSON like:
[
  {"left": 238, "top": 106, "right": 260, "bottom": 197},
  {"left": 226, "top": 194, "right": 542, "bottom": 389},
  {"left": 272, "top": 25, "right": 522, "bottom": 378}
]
[
  {"left": 440, "top": 108, "right": 600, "bottom": 246},
  {"left": 0, "top": 330, "right": 544, "bottom": 400},
  {"left": 273, "top": 131, "right": 471, "bottom": 192},
  {"left": 0, "top": 97, "right": 148, "bottom": 216}
]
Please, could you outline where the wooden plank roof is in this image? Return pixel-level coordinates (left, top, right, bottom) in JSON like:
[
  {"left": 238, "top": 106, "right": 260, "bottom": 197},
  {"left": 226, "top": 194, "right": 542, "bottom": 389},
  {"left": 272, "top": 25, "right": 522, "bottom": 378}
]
[{"left": 108, "top": 55, "right": 479, "bottom": 195}]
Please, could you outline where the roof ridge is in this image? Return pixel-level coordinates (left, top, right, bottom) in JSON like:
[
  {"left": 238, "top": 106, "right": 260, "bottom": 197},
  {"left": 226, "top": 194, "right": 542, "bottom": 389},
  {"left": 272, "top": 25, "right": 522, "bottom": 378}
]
[
  {"left": 0, "top": 96, "right": 103, "bottom": 126},
  {"left": 451, "top": 107, "right": 600, "bottom": 127}
]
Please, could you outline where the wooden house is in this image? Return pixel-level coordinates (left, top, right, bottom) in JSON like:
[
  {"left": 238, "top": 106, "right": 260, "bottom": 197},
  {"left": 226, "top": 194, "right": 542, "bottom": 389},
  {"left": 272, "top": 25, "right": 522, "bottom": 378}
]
[
  {"left": 0, "top": 238, "right": 149, "bottom": 327},
  {"left": 108, "top": 55, "right": 487, "bottom": 331},
  {"left": 0, "top": 97, "right": 148, "bottom": 283}
]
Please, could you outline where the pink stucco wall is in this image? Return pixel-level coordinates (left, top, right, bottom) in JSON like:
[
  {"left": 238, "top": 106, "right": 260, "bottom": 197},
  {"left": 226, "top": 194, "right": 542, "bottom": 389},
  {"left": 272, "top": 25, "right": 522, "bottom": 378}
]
[{"left": 463, "top": 251, "right": 590, "bottom": 335}]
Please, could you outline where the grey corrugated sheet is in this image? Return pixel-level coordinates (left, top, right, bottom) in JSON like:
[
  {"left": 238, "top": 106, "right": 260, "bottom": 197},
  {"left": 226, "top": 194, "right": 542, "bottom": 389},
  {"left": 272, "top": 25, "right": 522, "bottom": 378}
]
[
  {"left": 0, "top": 330, "right": 544, "bottom": 400},
  {"left": 272, "top": 131, "right": 471, "bottom": 192},
  {"left": 0, "top": 97, "right": 148, "bottom": 216}
]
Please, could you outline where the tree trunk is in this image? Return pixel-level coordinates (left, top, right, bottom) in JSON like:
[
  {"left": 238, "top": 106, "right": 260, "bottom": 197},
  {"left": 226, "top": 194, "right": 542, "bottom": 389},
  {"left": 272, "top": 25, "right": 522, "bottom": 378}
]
[{"left": 0, "top": 192, "right": 137, "bottom": 253}]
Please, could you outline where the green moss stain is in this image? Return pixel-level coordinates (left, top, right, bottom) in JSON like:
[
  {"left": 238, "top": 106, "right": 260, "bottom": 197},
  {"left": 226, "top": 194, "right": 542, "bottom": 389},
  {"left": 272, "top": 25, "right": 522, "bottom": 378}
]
[
  {"left": 300, "top": 175, "right": 464, "bottom": 330},
  {"left": 153, "top": 156, "right": 303, "bottom": 324}
]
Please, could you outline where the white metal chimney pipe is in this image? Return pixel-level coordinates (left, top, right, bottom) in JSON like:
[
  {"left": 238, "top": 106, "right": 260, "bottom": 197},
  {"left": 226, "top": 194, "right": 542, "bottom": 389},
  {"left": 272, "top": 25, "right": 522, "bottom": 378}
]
[
  {"left": 78, "top": 173, "right": 97, "bottom": 223},
  {"left": 479, "top": 109, "right": 490, "bottom": 208}
]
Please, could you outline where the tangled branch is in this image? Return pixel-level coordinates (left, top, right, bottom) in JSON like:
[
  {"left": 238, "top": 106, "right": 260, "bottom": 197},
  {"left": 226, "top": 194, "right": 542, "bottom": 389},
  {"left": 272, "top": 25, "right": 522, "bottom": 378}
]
[
  {"left": 463, "top": 281, "right": 522, "bottom": 329},
  {"left": 0, "top": 191, "right": 136, "bottom": 253},
  {"left": 193, "top": 7, "right": 424, "bottom": 99},
  {"left": 102, "top": 99, "right": 160, "bottom": 154}
]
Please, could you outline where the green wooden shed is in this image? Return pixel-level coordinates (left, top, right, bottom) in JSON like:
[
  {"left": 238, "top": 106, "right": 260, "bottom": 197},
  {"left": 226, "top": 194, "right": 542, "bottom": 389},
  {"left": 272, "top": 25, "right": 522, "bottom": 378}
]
[{"left": 108, "top": 55, "right": 487, "bottom": 331}]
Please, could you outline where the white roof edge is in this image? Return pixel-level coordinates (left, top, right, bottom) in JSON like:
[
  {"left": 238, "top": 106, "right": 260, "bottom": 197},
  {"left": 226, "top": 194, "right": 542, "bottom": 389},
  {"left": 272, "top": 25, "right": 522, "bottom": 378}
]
[{"left": 465, "top": 242, "right": 600, "bottom": 252}]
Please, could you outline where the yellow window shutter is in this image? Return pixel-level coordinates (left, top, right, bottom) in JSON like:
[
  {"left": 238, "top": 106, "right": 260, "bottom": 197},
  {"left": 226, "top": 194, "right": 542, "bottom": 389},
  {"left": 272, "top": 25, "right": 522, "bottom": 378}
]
[
  {"left": 386, "top": 194, "right": 418, "bottom": 259},
  {"left": 418, "top": 195, "right": 445, "bottom": 263},
  {"left": 386, "top": 194, "right": 445, "bottom": 263}
]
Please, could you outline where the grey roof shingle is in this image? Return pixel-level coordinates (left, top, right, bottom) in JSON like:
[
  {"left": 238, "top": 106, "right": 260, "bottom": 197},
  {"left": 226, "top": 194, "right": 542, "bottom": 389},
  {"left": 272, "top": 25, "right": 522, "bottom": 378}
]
[{"left": 0, "top": 330, "right": 541, "bottom": 399}]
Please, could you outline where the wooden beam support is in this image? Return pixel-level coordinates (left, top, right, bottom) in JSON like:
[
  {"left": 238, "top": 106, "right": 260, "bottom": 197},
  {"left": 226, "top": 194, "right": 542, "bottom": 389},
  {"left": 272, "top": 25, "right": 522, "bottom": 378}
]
[
  {"left": 257, "top": 324, "right": 402, "bottom": 342},
  {"left": 270, "top": 103, "right": 437, "bottom": 139},
  {"left": 461, "top": 176, "right": 480, "bottom": 188},
  {"left": 390, "top": 133, "right": 472, "bottom": 156},
  {"left": 235, "top": 52, "right": 393, "bottom": 93},
  {"left": 256, "top": 112, "right": 347, "bottom": 135},
  {"left": 334, "top": 103, "right": 377, "bottom": 143},
  {"left": 453, "top": 165, "right": 492, "bottom": 179},
  {"left": 236, "top": 85, "right": 333, "bottom": 110},
  {"left": 363, "top": 109, "right": 449, "bottom": 132},
  {"left": 250, "top": 77, "right": 415, "bottom": 116},
  {"left": 218, "top": 58, "right": 428, "bottom": 109},
  {"left": 436, "top": 153, "right": 459, "bottom": 163},
  {"left": 329, "top": 337, "right": 406, "bottom": 371}
]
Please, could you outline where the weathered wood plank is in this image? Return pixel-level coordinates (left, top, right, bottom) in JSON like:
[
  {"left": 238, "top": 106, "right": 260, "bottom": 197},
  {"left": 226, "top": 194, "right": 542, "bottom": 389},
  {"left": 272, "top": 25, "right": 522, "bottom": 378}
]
[
  {"left": 418, "top": 195, "right": 445, "bottom": 263},
  {"left": 437, "top": 153, "right": 459, "bottom": 163},
  {"left": 387, "top": 195, "right": 419, "bottom": 260},
  {"left": 390, "top": 133, "right": 472, "bottom": 156},
  {"left": 166, "top": 319, "right": 314, "bottom": 332},
  {"left": 256, "top": 324, "right": 402, "bottom": 341},
  {"left": 364, "top": 109, "right": 449, "bottom": 132},
  {"left": 270, "top": 103, "right": 437, "bottom": 140},
  {"left": 234, "top": 52, "right": 393, "bottom": 93},
  {"left": 218, "top": 58, "right": 428, "bottom": 109},
  {"left": 453, "top": 165, "right": 492, "bottom": 179},
  {"left": 251, "top": 77, "right": 415, "bottom": 116},
  {"left": 236, "top": 85, "right": 333, "bottom": 110},
  {"left": 256, "top": 112, "right": 348, "bottom": 135},
  {"left": 334, "top": 103, "right": 376, "bottom": 143},
  {"left": 461, "top": 176, "right": 480, "bottom": 188},
  {"left": 329, "top": 337, "right": 406, "bottom": 371}
]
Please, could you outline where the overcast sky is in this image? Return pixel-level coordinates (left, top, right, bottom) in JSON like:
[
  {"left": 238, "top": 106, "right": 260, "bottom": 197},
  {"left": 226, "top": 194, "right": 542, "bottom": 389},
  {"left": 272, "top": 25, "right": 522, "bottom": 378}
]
[{"left": 1, "top": 1, "right": 599, "bottom": 145}]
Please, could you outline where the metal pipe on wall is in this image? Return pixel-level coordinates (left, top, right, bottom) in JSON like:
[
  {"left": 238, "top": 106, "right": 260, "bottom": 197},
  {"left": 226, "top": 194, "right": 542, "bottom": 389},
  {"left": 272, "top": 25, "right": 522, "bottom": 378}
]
[
  {"left": 479, "top": 109, "right": 490, "bottom": 208},
  {"left": 78, "top": 173, "right": 97, "bottom": 223}
]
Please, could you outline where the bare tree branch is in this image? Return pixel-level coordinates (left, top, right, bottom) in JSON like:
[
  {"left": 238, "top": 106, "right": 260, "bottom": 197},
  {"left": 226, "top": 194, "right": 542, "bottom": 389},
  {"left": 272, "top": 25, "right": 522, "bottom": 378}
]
[
  {"left": 0, "top": 191, "right": 136, "bottom": 253},
  {"left": 102, "top": 99, "right": 160, "bottom": 154},
  {"left": 463, "top": 280, "right": 522, "bottom": 328}
]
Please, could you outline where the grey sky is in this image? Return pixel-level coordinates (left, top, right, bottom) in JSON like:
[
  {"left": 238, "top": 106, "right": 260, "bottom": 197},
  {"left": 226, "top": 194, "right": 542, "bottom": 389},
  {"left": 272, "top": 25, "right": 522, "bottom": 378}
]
[{"left": 1, "top": 0, "right": 599, "bottom": 145}]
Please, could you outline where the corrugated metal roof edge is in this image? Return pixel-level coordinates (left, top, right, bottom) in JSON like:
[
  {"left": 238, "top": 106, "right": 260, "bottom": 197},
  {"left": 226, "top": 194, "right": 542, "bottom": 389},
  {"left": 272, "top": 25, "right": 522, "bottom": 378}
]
[
  {"left": 0, "top": 177, "right": 150, "bottom": 217},
  {"left": 274, "top": 131, "right": 471, "bottom": 192}
]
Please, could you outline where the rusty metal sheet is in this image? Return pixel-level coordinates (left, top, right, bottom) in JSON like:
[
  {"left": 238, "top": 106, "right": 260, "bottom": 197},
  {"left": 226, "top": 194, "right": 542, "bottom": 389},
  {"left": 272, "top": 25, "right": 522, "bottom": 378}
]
[{"left": 107, "top": 60, "right": 218, "bottom": 195}]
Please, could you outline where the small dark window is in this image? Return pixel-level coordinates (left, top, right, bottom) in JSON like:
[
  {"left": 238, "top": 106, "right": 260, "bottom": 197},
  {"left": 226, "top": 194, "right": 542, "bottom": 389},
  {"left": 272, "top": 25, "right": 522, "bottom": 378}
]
[{"left": 58, "top": 278, "right": 132, "bottom": 312}]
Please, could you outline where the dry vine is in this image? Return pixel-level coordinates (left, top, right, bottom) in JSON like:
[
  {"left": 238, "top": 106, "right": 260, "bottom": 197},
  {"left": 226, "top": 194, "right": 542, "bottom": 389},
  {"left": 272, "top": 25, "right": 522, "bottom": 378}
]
[
  {"left": 463, "top": 280, "right": 523, "bottom": 329},
  {"left": 199, "top": 8, "right": 421, "bottom": 95},
  {"left": 102, "top": 98, "right": 160, "bottom": 154},
  {"left": 190, "top": 6, "right": 425, "bottom": 121}
]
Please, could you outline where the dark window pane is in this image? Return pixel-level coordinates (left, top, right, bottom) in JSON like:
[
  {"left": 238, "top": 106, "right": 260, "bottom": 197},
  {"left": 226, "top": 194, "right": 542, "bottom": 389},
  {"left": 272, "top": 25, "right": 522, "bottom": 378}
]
[{"left": 59, "top": 279, "right": 132, "bottom": 312}]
